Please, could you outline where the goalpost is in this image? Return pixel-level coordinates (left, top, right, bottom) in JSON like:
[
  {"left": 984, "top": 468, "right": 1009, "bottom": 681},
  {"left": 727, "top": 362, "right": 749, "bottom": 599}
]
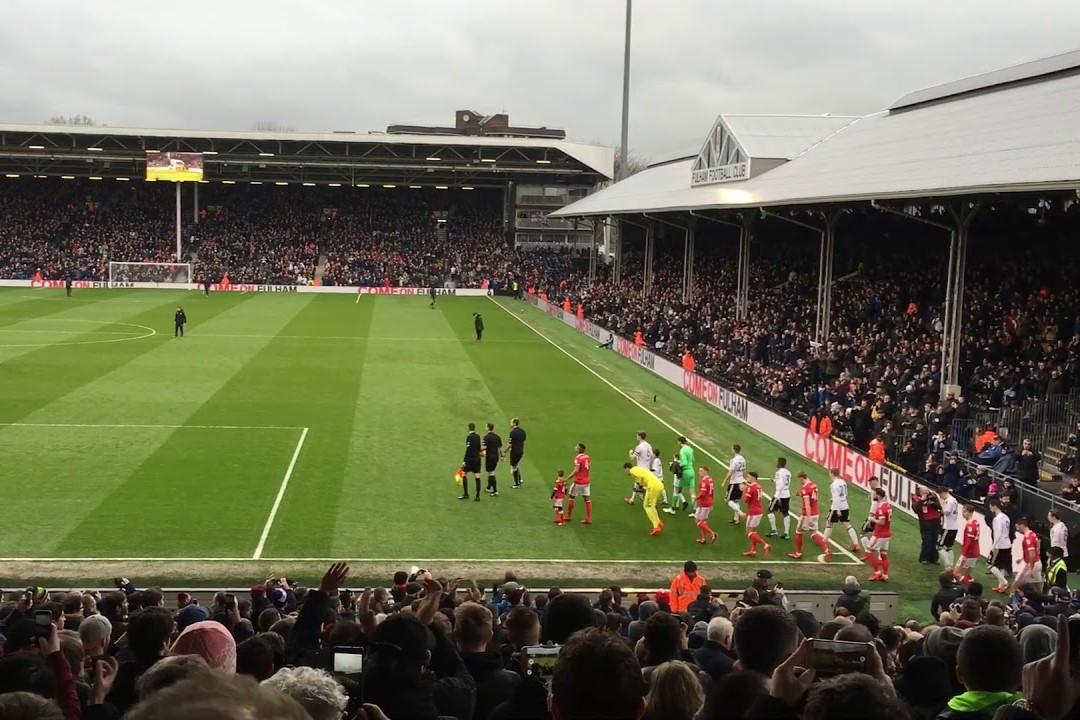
[{"left": 108, "top": 261, "right": 193, "bottom": 286}]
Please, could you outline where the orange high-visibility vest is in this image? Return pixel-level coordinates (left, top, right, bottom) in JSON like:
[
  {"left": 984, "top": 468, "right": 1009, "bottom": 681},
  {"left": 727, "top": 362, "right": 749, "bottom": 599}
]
[
  {"left": 810, "top": 415, "right": 819, "bottom": 433},
  {"left": 819, "top": 416, "right": 833, "bottom": 437},
  {"left": 868, "top": 438, "right": 886, "bottom": 463},
  {"left": 634, "top": 331, "right": 645, "bottom": 347},
  {"left": 562, "top": 299, "right": 571, "bottom": 312},
  {"left": 576, "top": 304, "right": 584, "bottom": 319},
  {"left": 682, "top": 352, "right": 696, "bottom": 372},
  {"left": 221, "top": 274, "right": 230, "bottom": 286},
  {"left": 540, "top": 292, "right": 548, "bottom": 301}
]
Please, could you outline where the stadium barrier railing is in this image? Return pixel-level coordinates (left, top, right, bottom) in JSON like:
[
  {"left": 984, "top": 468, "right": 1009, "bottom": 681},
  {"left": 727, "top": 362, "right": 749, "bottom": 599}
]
[{"left": 2, "top": 587, "right": 900, "bottom": 625}]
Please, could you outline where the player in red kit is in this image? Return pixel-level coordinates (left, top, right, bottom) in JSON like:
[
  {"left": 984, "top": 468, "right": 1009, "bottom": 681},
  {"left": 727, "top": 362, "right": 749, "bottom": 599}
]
[
  {"left": 1010, "top": 517, "right": 1043, "bottom": 593},
  {"left": 551, "top": 470, "right": 568, "bottom": 526},
  {"left": 952, "top": 505, "right": 981, "bottom": 585},
  {"left": 867, "top": 487, "right": 892, "bottom": 582},
  {"left": 742, "top": 472, "right": 771, "bottom": 558},
  {"left": 694, "top": 466, "right": 717, "bottom": 544},
  {"left": 566, "top": 443, "right": 592, "bottom": 525},
  {"left": 788, "top": 472, "right": 830, "bottom": 559}
]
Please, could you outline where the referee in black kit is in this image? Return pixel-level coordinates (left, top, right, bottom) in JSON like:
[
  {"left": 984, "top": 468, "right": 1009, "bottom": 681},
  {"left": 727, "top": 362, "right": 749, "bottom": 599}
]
[
  {"left": 174, "top": 306, "right": 187, "bottom": 337},
  {"left": 509, "top": 418, "right": 526, "bottom": 488},
  {"left": 473, "top": 312, "right": 484, "bottom": 342},
  {"left": 483, "top": 423, "right": 503, "bottom": 496},
  {"left": 461, "top": 423, "right": 483, "bottom": 501}
]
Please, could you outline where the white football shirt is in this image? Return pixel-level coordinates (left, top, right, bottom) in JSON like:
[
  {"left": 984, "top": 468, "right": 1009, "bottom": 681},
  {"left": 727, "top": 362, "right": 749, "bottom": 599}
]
[
  {"left": 1051, "top": 521, "right": 1069, "bottom": 557},
  {"left": 774, "top": 468, "right": 792, "bottom": 499},
  {"left": 941, "top": 496, "right": 959, "bottom": 531},
  {"left": 829, "top": 478, "right": 848, "bottom": 511},
  {"left": 992, "top": 513, "right": 1012, "bottom": 550},
  {"left": 634, "top": 441, "right": 653, "bottom": 468},
  {"left": 650, "top": 456, "right": 664, "bottom": 481},
  {"left": 730, "top": 454, "right": 746, "bottom": 485}
]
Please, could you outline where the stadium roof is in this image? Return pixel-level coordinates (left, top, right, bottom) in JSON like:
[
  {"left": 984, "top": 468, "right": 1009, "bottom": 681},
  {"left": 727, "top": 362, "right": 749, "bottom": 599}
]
[
  {"left": 553, "top": 49, "right": 1080, "bottom": 218},
  {"left": 714, "top": 114, "right": 859, "bottom": 161},
  {"left": 0, "top": 123, "right": 614, "bottom": 186}
]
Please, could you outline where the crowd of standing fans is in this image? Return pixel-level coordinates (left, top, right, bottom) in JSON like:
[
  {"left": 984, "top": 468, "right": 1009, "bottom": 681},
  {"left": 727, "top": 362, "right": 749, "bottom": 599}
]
[{"left": 4, "top": 563, "right": 1080, "bottom": 720}]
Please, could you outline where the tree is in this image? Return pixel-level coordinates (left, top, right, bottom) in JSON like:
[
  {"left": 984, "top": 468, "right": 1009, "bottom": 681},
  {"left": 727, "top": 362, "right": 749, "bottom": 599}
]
[
  {"left": 45, "top": 115, "right": 98, "bottom": 126},
  {"left": 614, "top": 149, "right": 649, "bottom": 180},
  {"left": 252, "top": 121, "right": 297, "bottom": 132}
]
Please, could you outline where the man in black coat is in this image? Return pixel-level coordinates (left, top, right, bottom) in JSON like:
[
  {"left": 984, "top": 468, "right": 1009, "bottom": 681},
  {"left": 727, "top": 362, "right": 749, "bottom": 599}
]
[
  {"left": 693, "top": 616, "right": 735, "bottom": 682},
  {"left": 455, "top": 602, "right": 520, "bottom": 720},
  {"left": 174, "top": 306, "right": 187, "bottom": 337}
]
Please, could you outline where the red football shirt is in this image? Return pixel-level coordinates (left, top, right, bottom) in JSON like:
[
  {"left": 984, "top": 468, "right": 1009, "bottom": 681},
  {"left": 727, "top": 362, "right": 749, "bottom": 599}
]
[
  {"left": 552, "top": 478, "right": 567, "bottom": 500},
  {"left": 798, "top": 482, "right": 819, "bottom": 516},
  {"left": 1022, "top": 530, "right": 1040, "bottom": 565},
  {"left": 744, "top": 482, "right": 763, "bottom": 515},
  {"left": 872, "top": 501, "right": 892, "bottom": 539},
  {"left": 697, "top": 475, "right": 714, "bottom": 508},
  {"left": 961, "top": 518, "right": 981, "bottom": 559},
  {"left": 573, "top": 453, "right": 591, "bottom": 485}
]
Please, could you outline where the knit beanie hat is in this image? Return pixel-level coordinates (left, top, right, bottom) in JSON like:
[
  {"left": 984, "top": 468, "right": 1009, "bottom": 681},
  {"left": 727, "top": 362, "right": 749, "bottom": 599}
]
[{"left": 169, "top": 620, "right": 236, "bottom": 673}]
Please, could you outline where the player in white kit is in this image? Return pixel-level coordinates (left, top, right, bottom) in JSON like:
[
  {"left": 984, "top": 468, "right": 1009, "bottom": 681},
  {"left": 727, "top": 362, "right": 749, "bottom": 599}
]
[
  {"left": 625, "top": 431, "right": 655, "bottom": 505},
  {"left": 937, "top": 488, "right": 960, "bottom": 567},
  {"left": 823, "top": 468, "right": 860, "bottom": 552},
  {"left": 721, "top": 444, "right": 746, "bottom": 523},
  {"left": 766, "top": 457, "right": 792, "bottom": 539}
]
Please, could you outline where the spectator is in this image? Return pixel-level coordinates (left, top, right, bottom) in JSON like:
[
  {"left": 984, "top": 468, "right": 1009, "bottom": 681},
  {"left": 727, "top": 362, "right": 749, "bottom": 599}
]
[
  {"left": 940, "top": 625, "right": 1024, "bottom": 718},
  {"left": 931, "top": 572, "right": 965, "bottom": 619},
  {"left": 694, "top": 617, "right": 735, "bottom": 682},
  {"left": 260, "top": 666, "right": 348, "bottom": 720},
  {"left": 124, "top": 670, "right": 310, "bottom": 720},
  {"left": 454, "top": 602, "right": 520, "bottom": 720},
  {"left": 833, "top": 576, "right": 871, "bottom": 621},
  {"left": 108, "top": 606, "right": 175, "bottom": 714},
  {"left": 550, "top": 628, "right": 645, "bottom": 720},
  {"left": 169, "top": 621, "right": 237, "bottom": 673},
  {"left": 645, "top": 660, "right": 704, "bottom": 720},
  {"left": 235, "top": 636, "right": 277, "bottom": 682},
  {"left": 732, "top": 605, "right": 798, "bottom": 676},
  {"left": 134, "top": 654, "right": 212, "bottom": 701},
  {"left": 1015, "top": 439, "right": 1042, "bottom": 486}
]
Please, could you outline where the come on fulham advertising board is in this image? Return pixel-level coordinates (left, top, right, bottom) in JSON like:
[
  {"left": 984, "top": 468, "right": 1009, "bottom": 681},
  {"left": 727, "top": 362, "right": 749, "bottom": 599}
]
[{"left": 528, "top": 294, "right": 1010, "bottom": 559}]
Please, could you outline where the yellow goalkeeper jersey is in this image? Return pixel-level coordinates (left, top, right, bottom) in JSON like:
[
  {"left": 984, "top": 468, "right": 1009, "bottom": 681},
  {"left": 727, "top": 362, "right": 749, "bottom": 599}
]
[{"left": 630, "top": 466, "right": 664, "bottom": 492}]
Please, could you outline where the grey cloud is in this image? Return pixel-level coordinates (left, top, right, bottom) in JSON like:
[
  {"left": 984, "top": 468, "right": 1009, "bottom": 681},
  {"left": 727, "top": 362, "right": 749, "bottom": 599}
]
[{"left": 1, "top": 0, "right": 1078, "bottom": 163}]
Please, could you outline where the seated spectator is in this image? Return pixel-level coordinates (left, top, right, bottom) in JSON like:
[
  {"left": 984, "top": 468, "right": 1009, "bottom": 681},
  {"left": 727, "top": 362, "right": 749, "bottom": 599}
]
[
  {"left": 694, "top": 617, "right": 735, "bottom": 682},
  {"left": 940, "top": 625, "right": 1023, "bottom": 718},
  {"left": 260, "top": 666, "right": 348, "bottom": 720},
  {"left": 550, "top": 628, "right": 645, "bottom": 720},
  {"left": 645, "top": 660, "right": 704, "bottom": 720}
]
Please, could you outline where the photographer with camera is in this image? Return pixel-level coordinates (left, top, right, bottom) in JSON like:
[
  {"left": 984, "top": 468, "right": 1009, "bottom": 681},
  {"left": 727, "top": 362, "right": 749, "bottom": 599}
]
[{"left": 913, "top": 486, "right": 943, "bottom": 564}]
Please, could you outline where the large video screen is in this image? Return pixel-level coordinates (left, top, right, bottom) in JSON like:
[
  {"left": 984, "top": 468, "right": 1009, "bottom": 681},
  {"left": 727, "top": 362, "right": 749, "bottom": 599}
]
[{"left": 145, "top": 151, "right": 204, "bottom": 182}]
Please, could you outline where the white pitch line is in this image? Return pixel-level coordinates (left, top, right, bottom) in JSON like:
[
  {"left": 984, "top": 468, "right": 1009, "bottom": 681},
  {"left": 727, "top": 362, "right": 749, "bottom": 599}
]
[
  {"left": 355, "top": 293, "right": 361, "bottom": 304},
  {"left": 186, "top": 333, "right": 541, "bottom": 343},
  {"left": 0, "top": 423, "right": 304, "bottom": 430},
  {"left": 0, "top": 557, "right": 861, "bottom": 565},
  {"left": 487, "top": 296, "right": 862, "bottom": 564},
  {"left": 253, "top": 427, "right": 310, "bottom": 559}
]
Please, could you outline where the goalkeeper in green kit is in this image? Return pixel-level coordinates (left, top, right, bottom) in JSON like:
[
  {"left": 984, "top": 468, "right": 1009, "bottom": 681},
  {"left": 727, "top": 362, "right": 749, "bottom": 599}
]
[{"left": 666, "top": 436, "right": 696, "bottom": 514}]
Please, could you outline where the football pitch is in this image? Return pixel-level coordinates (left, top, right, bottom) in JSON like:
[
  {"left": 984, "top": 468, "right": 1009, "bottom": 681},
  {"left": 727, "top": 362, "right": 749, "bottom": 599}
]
[{"left": 0, "top": 288, "right": 941, "bottom": 618}]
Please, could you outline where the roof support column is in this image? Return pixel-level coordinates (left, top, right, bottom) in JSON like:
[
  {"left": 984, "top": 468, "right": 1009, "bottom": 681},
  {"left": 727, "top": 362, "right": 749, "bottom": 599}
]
[
  {"left": 871, "top": 201, "right": 978, "bottom": 400},
  {"left": 761, "top": 209, "right": 840, "bottom": 342},
  {"left": 174, "top": 182, "right": 182, "bottom": 263},
  {"left": 645, "top": 213, "right": 694, "bottom": 304},
  {"left": 643, "top": 218, "right": 655, "bottom": 297},
  {"left": 689, "top": 211, "right": 752, "bottom": 321},
  {"left": 942, "top": 203, "right": 979, "bottom": 397},
  {"left": 736, "top": 217, "right": 751, "bottom": 322},
  {"left": 613, "top": 218, "right": 624, "bottom": 285},
  {"left": 589, "top": 221, "right": 600, "bottom": 283},
  {"left": 684, "top": 220, "right": 695, "bottom": 303},
  {"left": 193, "top": 181, "right": 199, "bottom": 224}
]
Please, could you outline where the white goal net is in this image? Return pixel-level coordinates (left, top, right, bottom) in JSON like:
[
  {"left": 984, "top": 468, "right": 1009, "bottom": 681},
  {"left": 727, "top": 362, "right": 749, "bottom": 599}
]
[{"left": 108, "top": 262, "right": 192, "bottom": 285}]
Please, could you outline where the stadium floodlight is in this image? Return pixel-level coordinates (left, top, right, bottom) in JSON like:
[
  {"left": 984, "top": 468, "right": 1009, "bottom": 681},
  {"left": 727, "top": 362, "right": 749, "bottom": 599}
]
[
  {"left": 536, "top": 159, "right": 551, "bottom": 164},
  {"left": 116, "top": 177, "right": 129, "bottom": 181},
  {"left": 203, "top": 150, "right": 218, "bottom": 155},
  {"left": 109, "top": 261, "right": 193, "bottom": 286},
  {"left": 275, "top": 181, "right": 288, "bottom": 186},
  {"left": 462, "top": 186, "right": 474, "bottom": 191},
  {"left": 4, "top": 174, "right": 19, "bottom": 178},
  {"left": 328, "top": 183, "right": 342, "bottom": 187},
  {"left": 303, "top": 182, "right": 315, "bottom": 186},
  {"left": 481, "top": 158, "right": 496, "bottom": 163},
  {"left": 435, "top": 185, "right": 448, "bottom": 190},
  {"left": 426, "top": 156, "right": 441, "bottom": 161},
  {"left": 383, "top": 184, "right": 396, "bottom": 189},
  {"left": 222, "top": 180, "right": 236, "bottom": 185},
  {"left": 356, "top": 183, "right": 370, "bottom": 188},
  {"left": 409, "top": 185, "right": 421, "bottom": 189},
  {"left": 61, "top": 175, "right": 75, "bottom": 180},
  {"left": 89, "top": 176, "right": 103, "bottom": 181},
  {"left": 28, "top": 145, "right": 44, "bottom": 150},
  {"left": 259, "top": 152, "right": 275, "bottom": 157}
]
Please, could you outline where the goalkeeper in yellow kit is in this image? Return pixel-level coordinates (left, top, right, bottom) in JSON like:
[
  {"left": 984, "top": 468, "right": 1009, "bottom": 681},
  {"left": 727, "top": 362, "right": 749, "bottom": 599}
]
[{"left": 624, "top": 462, "right": 665, "bottom": 536}]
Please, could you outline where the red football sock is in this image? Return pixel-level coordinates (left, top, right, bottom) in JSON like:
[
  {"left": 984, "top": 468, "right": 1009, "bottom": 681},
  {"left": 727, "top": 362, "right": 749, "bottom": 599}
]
[
  {"left": 697, "top": 521, "right": 706, "bottom": 540},
  {"left": 585, "top": 501, "right": 592, "bottom": 522},
  {"left": 701, "top": 521, "right": 714, "bottom": 536},
  {"left": 881, "top": 554, "right": 889, "bottom": 575},
  {"left": 812, "top": 533, "right": 829, "bottom": 552},
  {"left": 555, "top": 509, "right": 564, "bottom": 523},
  {"left": 795, "top": 532, "right": 804, "bottom": 553},
  {"left": 868, "top": 554, "right": 880, "bottom": 572},
  {"left": 749, "top": 532, "right": 765, "bottom": 549},
  {"left": 567, "top": 499, "right": 575, "bottom": 519}
]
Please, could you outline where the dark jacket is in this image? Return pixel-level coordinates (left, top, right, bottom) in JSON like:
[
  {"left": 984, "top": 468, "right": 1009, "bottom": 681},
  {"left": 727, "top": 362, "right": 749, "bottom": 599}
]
[
  {"left": 693, "top": 640, "right": 734, "bottom": 681},
  {"left": 931, "top": 587, "right": 964, "bottom": 619},
  {"left": 461, "top": 651, "right": 520, "bottom": 720},
  {"left": 489, "top": 676, "right": 549, "bottom": 720},
  {"left": 687, "top": 597, "right": 716, "bottom": 623},
  {"left": 834, "top": 586, "right": 871, "bottom": 620}
]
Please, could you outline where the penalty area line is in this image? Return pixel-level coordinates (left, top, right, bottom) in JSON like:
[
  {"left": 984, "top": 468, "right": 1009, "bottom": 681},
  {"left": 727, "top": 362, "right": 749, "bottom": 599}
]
[
  {"left": 487, "top": 296, "right": 862, "bottom": 565},
  {"left": 0, "top": 556, "right": 858, "bottom": 566},
  {"left": 252, "top": 427, "right": 310, "bottom": 559}
]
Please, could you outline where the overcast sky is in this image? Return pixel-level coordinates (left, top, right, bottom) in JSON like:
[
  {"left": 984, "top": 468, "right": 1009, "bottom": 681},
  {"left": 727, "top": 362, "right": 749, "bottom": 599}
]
[{"left": 2, "top": 1, "right": 1078, "bottom": 161}]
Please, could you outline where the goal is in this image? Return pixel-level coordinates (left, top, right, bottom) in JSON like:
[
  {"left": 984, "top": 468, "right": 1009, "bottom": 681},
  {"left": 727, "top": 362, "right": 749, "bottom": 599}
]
[{"left": 108, "top": 262, "right": 192, "bottom": 285}]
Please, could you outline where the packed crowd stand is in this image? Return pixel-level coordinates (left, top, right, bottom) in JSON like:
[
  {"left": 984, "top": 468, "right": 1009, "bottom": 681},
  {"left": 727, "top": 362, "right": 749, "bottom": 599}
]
[{"left": 3, "top": 563, "right": 1080, "bottom": 720}]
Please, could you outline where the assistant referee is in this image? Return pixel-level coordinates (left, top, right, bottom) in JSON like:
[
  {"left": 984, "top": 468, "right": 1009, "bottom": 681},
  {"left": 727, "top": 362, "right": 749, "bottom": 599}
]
[
  {"left": 174, "top": 306, "right": 187, "bottom": 337},
  {"left": 509, "top": 418, "right": 526, "bottom": 488}
]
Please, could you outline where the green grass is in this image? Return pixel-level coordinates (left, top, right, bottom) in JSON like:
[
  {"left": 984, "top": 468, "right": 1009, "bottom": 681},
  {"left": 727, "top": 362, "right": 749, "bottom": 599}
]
[{"left": 0, "top": 288, "right": 941, "bottom": 621}]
